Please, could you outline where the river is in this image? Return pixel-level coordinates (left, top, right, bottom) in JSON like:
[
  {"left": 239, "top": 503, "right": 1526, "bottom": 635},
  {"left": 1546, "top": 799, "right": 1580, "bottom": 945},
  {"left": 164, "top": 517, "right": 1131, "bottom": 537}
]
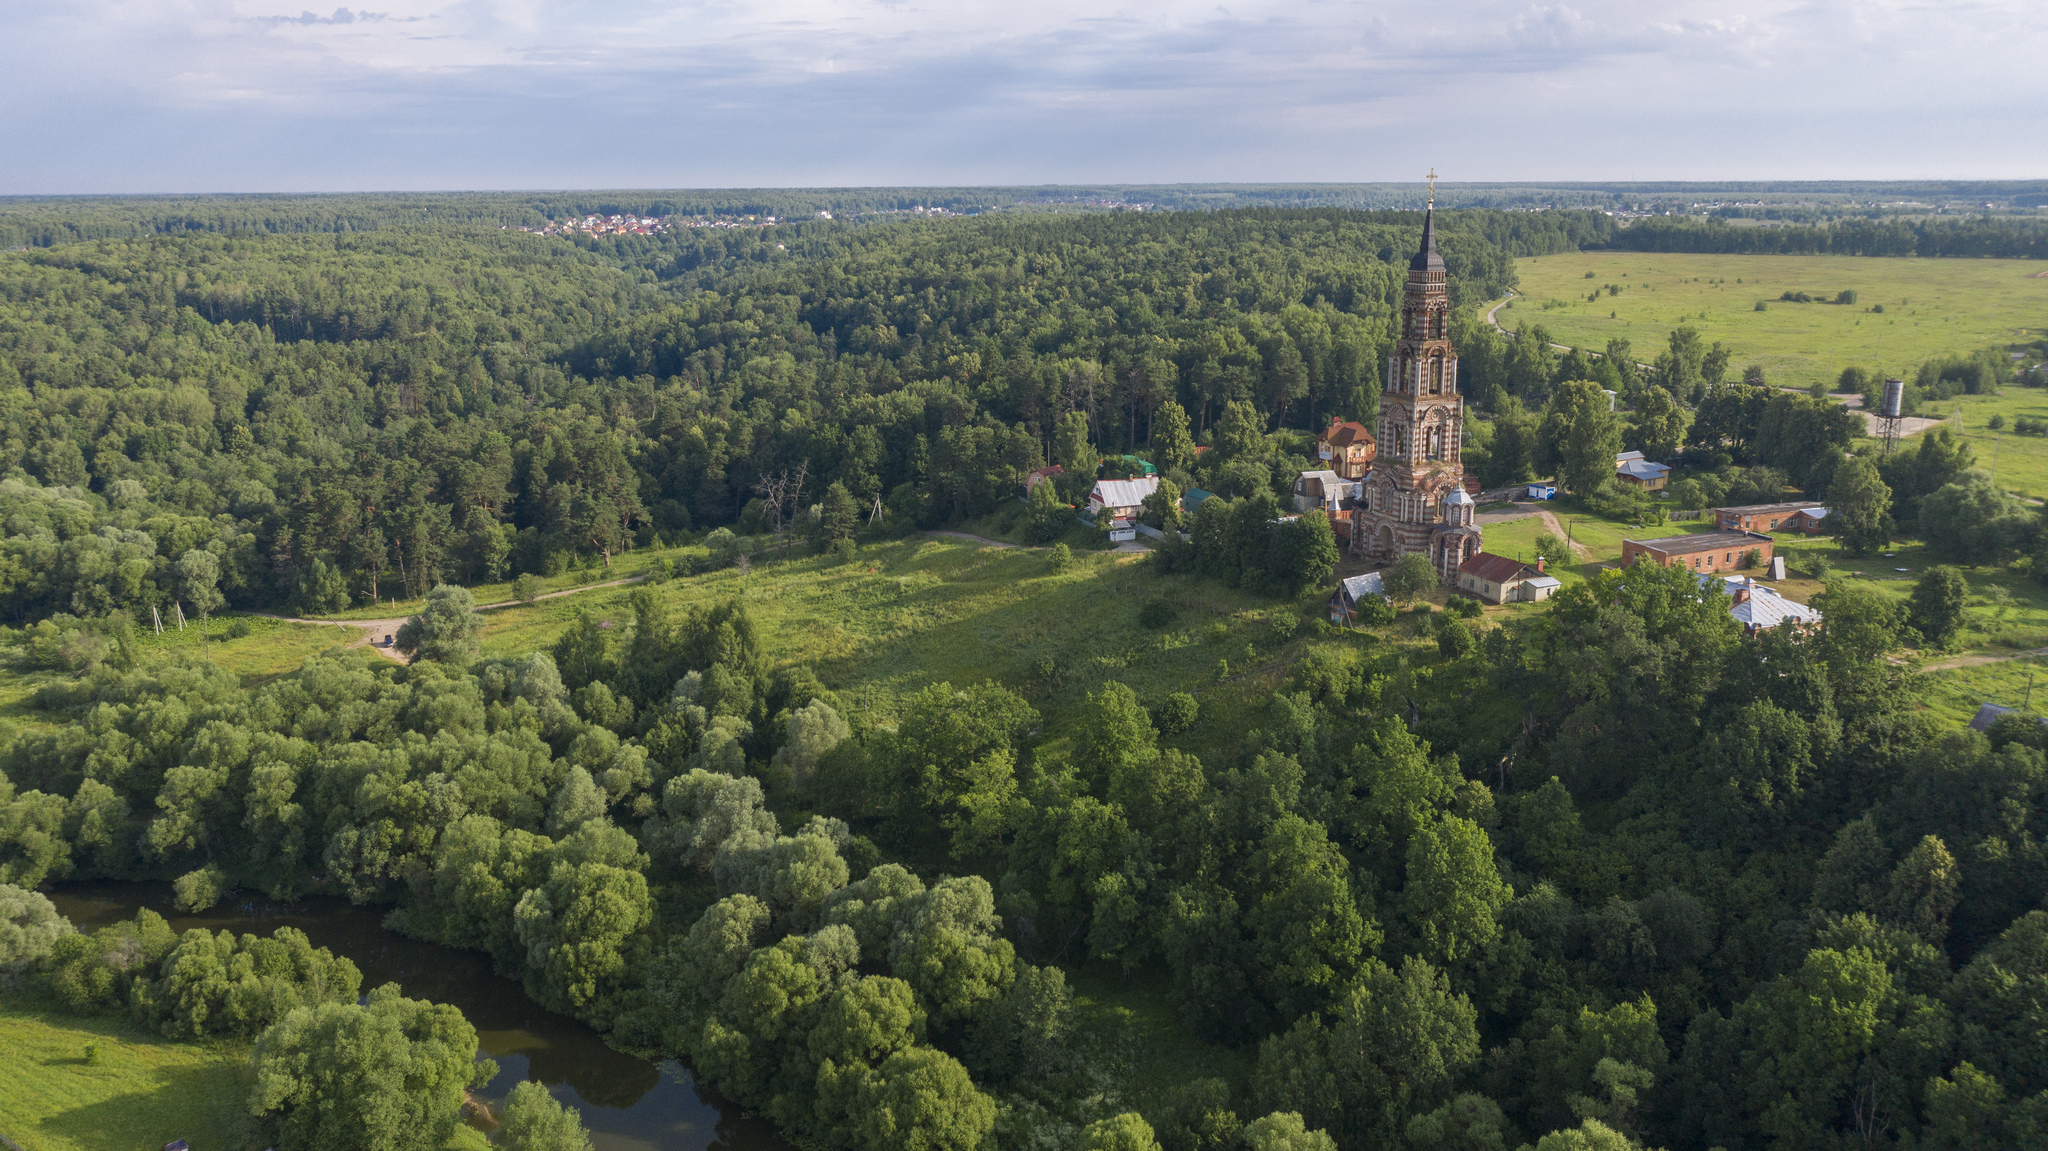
[{"left": 43, "top": 882, "right": 789, "bottom": 1151}]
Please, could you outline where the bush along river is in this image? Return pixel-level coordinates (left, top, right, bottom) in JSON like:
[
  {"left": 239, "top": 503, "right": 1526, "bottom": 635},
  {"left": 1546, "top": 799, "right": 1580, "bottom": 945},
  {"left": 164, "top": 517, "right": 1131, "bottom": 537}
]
[{"left": 44, "top": 882, "right": 789, "bottom": 1151}]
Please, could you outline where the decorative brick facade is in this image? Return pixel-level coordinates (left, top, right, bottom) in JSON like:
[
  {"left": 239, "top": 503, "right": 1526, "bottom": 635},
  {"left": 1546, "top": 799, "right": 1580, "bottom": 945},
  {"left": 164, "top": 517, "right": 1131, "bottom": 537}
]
[{"left": 1349, "top": 200, "right": 1481, "bottom": 582}]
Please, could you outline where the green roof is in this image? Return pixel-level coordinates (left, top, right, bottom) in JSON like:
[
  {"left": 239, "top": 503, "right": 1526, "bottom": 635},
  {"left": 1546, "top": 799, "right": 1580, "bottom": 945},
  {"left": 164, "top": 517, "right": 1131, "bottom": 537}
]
[{"left": 1108, "top": 455, "right": 1158, "bottom": 475}]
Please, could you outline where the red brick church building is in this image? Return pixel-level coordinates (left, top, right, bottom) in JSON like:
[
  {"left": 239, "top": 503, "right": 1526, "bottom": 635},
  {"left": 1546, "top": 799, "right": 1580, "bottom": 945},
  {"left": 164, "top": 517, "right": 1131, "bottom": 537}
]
[{"left": 1348, "top": 200, "right": 1482, "bottom": 582}]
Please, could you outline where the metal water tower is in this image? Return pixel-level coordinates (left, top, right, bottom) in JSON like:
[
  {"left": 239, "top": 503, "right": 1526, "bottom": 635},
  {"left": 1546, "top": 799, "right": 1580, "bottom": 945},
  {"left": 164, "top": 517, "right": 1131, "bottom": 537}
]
[{"left": 1877, "top": 378, "right": 1906, "bottom": 453}]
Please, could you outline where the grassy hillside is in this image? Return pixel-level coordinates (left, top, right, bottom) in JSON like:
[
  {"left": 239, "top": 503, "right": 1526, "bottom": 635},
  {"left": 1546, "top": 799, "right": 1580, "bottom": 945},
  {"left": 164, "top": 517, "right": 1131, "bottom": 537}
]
[
  {"left": 1493, "top": 252, "right": 2047, "bottom": 387},
  {"left": 0, "top": 991, "right": 245, "bottom": 1151}
]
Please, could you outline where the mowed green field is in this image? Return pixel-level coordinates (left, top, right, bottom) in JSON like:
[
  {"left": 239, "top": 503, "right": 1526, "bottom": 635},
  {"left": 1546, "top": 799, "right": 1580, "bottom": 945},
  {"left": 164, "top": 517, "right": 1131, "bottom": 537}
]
[
  {"left": 0, "top": 992, "right": 246, "bottom": 1151},
  {"left": 1492, "top": 253, "right": 2048, "bottom": 388}
]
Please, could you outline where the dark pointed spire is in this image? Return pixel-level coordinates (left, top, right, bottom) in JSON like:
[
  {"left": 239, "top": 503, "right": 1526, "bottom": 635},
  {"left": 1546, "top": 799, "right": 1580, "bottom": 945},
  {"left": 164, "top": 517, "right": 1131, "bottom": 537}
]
[
  {"left": 1410, "top": 169, "right": 1445, "bottom": 272},
  {"left": 1409, "top": 206, "right": 1445, "bottom": 272}
]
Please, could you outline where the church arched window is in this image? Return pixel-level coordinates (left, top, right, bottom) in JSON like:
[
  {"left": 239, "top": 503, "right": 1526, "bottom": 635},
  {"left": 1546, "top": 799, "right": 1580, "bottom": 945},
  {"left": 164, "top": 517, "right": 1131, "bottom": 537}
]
[{"left": 1431, "top": 356, "right": 1444, "bottom": 394}]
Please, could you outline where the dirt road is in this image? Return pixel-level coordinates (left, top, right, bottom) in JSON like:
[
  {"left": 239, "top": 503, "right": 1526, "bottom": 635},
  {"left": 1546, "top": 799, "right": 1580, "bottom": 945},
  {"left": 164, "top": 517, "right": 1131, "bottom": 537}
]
[{"left": 259, "top": 572, "right": 649, "bottom": 664}]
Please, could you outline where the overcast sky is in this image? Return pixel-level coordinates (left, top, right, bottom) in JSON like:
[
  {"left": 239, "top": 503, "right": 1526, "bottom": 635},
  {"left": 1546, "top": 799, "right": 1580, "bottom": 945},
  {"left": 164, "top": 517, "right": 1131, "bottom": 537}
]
[{"left": 2, "top": 1, "right": 2041, "bottom": 194}]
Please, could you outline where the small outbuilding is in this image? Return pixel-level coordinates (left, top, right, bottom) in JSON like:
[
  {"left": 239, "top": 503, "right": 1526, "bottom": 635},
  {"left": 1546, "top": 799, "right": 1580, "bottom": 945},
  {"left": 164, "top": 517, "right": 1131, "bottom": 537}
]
[
  {"left": 1023, "top": 464, "right": 1064, "bottom": 494},
  {"left": 1328, "top": 572, "right": 1386, "bottom": 625},
  {"left": 1294, "top": 469, "right": 1360, "bottom": 515}
]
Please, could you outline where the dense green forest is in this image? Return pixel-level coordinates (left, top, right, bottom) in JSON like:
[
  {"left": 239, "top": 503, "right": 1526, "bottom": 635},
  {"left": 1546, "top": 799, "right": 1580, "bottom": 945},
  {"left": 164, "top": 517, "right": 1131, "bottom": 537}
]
[
  {"left": 0, "top": 208, "right": 1594, "bottom": 624},
  {"left": 1605, "top": 215, "right": 2048, "bottom": 259},
  {"left": 3, "top": 204, "right": 2048, "bottom": 1151}
]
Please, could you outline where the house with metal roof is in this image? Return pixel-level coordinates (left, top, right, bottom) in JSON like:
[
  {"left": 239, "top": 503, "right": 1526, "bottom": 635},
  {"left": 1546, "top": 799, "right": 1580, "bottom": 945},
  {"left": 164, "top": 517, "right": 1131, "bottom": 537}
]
[
  {"left": 1622, "top": 530, "right": 1774, "bottom": 574},
  {"left": 1294, "top": 469, "right": 1361, "bottom": 515},
  {"left": 1088, "top": 476, "right": 1160, "bottom": 523},
  {"left": 1716, "top": 503, "right": 1825, "bottom": 533},
  {"left": 1456, "top": 552, "right": 1561, "bottom": 604},
  {"left": 1615, "top": 456, "right": 1672, "bottom": 491},
  {"left": 1328, "top": 571, "right": 1387, "bottom": 625},
  {"left": 1699, "top": 574, "right": 1823, "bottom": 633}
]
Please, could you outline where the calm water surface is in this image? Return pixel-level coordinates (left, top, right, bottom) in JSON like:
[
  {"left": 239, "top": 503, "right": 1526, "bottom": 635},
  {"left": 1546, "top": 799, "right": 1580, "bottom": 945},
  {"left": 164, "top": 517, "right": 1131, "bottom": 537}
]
[{"left": 45, "top": 882, "right": 789, "bottom": 1151}]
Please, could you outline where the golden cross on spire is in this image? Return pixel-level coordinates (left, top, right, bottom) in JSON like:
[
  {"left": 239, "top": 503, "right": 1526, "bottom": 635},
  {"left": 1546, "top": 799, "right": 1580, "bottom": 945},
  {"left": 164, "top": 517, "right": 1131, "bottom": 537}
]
[{"left": 1427, "top": 168, "right": 1437, "bottom": 210}]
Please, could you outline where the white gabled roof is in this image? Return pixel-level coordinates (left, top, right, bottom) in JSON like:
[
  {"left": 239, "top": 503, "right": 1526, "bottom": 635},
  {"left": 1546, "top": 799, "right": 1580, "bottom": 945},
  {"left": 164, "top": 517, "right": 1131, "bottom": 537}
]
[
  {"left": 1339, "top": 572, "right": 1385, "bottom": 599},
  {"left": 1617, "top": 459, "right": 1671, "bottom": 480},
  {"left": 1091, "top": 476, "right": 1160, "bottom": 507},
  {"left": 1617, "top": 451, "right": 1646, "bottom": 463},
  {"left": 1700, "top": 574, "right": 1822, "bottom": 629}
]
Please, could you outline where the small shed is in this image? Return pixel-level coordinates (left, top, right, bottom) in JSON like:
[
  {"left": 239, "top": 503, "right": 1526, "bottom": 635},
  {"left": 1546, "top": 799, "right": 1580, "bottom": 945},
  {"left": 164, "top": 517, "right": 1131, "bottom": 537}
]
[
  {"left": 1970, "top": 703, "right": 2017, "bottom": 733},
  {"left": 1182, "top": 488, "right": 1217, "bottom": 515},
  {"left": 1328, "top": 572, "right": 1386, "bottom": 625},
  {"left": 1526, "top": 484, "right": 1557, "bottom": 500}
]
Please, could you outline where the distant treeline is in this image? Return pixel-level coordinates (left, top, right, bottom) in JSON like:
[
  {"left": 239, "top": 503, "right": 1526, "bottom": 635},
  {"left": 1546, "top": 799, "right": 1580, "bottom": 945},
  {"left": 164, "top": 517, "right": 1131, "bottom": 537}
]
[
  {"left": 0, "top": 189, "right": 1041, "bottom": 250},
  {"left": 1606, "top": 215, "right": 2048, "bottom": 259}
]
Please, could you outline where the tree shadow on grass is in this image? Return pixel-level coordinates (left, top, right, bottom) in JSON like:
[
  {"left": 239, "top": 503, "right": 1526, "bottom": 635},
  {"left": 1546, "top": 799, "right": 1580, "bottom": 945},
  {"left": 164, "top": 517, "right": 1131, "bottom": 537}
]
[{"left": 38, "top": 1057, "right": 244, "bottom": 1151}]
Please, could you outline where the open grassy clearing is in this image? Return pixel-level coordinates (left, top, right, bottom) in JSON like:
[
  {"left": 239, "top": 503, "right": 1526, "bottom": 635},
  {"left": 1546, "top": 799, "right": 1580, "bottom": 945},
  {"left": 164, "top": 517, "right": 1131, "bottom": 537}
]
[
  {"left": 477, "top": 533, "right": 1397, "bottom": 756},
  {"left": 1479, "top": 508, "right": 1709, "bottom": 582},
  {"left": 1884, "top": 387, "right": 2048, "bottom": 500},
  {"left": 0, "top": 990, "right": 246, "bottom": 1151},
  {"left": 1493, "top": 253, "right": 2047, "bottom": 388}
]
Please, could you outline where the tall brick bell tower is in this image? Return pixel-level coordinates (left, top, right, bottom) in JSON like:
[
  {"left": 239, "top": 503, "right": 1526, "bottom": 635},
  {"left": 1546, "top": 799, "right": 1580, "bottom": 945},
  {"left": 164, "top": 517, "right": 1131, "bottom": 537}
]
[{"left": 1351, "top": 173, "right": 1482, "bottom": 582}]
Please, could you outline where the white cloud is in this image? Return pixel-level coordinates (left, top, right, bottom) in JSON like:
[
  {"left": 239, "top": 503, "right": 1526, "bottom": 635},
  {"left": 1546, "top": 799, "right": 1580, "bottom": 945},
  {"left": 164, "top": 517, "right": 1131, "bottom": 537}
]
[{"left": 0, "top": 0, "right": 2040, "bottom": 190}]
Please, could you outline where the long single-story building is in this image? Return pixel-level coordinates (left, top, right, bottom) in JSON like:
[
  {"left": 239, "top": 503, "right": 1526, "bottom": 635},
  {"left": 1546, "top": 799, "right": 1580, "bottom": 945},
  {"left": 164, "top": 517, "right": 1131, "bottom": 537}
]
[
  {"left": 1716, "top": 502, "right": 1825, "bottom": 533},
  {"left": 1456, "top": 552, "right": 1562, "bottom": 604},
  {"left": 1621, "top": 530, "right": 1775, "bottom": 574}
]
